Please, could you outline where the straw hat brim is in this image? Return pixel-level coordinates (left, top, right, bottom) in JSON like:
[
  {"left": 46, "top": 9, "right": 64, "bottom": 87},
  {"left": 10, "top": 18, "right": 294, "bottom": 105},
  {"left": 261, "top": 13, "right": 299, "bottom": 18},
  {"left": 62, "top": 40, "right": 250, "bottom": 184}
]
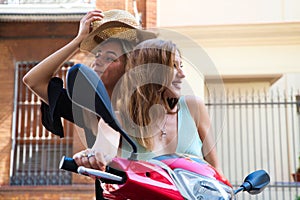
[{"left": 80, "top": 21, "right": 157, "bottom": 53}]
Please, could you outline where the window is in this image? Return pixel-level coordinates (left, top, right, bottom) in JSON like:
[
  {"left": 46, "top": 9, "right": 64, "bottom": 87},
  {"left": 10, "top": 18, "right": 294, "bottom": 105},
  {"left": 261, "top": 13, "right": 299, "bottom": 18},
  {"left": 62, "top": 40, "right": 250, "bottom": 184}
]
[{"left": 10, "top": 61, "right": 74, "bottom": 185}]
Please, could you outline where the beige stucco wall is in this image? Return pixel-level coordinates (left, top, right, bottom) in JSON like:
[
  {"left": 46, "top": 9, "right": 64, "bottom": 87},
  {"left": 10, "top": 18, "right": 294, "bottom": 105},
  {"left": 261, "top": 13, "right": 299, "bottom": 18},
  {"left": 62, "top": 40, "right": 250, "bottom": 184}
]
[
  {"left": 157, "top": 0, "right": 300, "bottom": 26},
  {"left": 157, "top": 0, "right": 300, "bottom": 88},
  {"left": 205, "top": 45, "right": 300, "bottom": 75}
]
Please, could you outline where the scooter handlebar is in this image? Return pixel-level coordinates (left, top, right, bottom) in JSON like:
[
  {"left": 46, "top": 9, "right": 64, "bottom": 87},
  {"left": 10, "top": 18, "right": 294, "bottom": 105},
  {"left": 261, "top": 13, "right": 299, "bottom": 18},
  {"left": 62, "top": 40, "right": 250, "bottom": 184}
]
[
  {"left": 59, "top": 156, "right": 78, "bottom": 173},
  {"left": 77, "top": 166, "right": 123, "bottom": 182},
  {"left": 59, "top": 156, "right": 124, "bottom": 183}
]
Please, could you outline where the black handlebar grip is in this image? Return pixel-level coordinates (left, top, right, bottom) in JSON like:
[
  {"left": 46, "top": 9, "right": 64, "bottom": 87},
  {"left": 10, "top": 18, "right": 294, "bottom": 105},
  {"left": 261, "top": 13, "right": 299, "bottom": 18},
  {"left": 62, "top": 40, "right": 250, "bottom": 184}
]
[{"left": 59, "top": 156, "right": 78, "bottom": 173}]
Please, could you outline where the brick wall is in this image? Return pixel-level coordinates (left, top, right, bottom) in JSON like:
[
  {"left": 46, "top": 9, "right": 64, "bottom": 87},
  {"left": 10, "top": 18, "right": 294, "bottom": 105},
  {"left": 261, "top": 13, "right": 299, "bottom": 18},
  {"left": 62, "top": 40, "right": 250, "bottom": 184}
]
[
  {"left": 0, "top": 21, "right": 79, "bottom": 187},
  {"left": 145, "top": 0, "right": 157, "bottom": 28},
  {"left": 95, "top": 0, "right": 157, "bottom": 28},
  {"left": 96, "top": 0, "right": 127, "bottom": 11},
  {"left": 0, "top": 1, "right": 157, "bottom": 198},
  {"left": 0, "top": 19, "right": 96, "bottom": 198},
  {"left": 0, "top": 42, "right": 14, "bottom": 186}
]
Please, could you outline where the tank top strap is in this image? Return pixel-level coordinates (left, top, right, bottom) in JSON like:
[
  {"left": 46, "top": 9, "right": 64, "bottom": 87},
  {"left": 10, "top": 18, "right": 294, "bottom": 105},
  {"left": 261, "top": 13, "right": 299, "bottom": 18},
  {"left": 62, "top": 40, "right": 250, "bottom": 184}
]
[{"left": 176, "top": 96, "right": 203, "bottom": 158}]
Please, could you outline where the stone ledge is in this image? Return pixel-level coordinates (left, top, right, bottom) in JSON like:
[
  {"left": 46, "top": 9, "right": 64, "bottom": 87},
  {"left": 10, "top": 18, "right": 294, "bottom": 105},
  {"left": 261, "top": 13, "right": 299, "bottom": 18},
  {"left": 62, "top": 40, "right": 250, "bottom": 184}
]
[
  {"left": 0, "top": 184, "right": 95, "bottom": 200},
  {"left": 0, "top": 184, "right": 94, "bottom": 192}
]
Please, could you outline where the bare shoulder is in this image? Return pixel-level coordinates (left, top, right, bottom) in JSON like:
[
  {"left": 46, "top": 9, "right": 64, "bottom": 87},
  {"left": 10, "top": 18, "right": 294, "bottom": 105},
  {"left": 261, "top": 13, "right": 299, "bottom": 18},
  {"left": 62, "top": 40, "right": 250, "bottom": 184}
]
[
  {"left": 182, "top": 95, "right": 209, "bottom": 127},
  {"left": 183, "top": 95, "right": 205, "bottom": 111}
]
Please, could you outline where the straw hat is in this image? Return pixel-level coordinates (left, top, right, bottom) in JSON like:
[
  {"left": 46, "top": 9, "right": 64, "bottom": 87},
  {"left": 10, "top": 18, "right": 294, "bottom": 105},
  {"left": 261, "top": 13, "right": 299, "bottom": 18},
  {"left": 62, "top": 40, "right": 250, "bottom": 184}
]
[{"left": 80, "top": 9, "right": 157, "bottom": 52}]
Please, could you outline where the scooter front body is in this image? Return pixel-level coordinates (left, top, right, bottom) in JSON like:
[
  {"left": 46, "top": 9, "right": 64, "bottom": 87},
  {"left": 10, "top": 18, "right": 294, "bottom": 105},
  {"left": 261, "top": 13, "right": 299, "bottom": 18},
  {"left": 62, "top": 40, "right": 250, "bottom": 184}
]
[
  {"left": 102, "top": 154, "right": 233, "bottom": 199},
  {"left": 154, "top": 154, "right": 232, "bottom": 187},
  {"left": 104, "top": 157, "right": 184, "bottom": 200}
]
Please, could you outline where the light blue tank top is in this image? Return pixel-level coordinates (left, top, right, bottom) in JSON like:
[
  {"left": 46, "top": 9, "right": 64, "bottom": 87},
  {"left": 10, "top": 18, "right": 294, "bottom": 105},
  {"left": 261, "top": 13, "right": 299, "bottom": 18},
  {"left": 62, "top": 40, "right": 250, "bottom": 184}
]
[{"left": 121, "top": 96, "right": 203, "bottom": 160}]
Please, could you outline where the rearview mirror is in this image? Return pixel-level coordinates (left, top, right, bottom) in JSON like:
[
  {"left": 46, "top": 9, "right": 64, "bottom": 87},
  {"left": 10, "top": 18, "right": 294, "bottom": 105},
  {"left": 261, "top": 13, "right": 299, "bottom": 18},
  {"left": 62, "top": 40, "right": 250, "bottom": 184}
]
[
  {"left": 66, "top": 64, "right": 138, "bottom": 158},
  {"left": 234, "top": 169, "right": 270, "bottom": 195}
]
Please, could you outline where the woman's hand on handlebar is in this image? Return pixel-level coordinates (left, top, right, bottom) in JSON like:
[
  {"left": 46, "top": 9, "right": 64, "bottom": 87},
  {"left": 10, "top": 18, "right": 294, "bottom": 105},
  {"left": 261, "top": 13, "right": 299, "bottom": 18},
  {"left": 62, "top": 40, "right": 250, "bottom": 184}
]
[{"left": 73, "top": 148, "right": 112, "bottom": 171}]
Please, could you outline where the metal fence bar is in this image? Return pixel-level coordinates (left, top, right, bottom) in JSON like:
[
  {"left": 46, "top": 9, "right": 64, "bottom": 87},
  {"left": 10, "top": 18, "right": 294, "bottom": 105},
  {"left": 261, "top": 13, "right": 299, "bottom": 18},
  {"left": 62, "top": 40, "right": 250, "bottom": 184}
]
[
  {"left": 226, "top": 93, "right": 232, "bottom": 183},
  {"left": 34, "top": 97, "right": 40, "bottom": 185},
  {"left": 264, "top": 91, "right": 273, "bottom": 200},
  {"left": 285, "top": 91, "right": 292, "bottom": 200},
  {"left": 238, "top": 91, "right": 245, "bottom": 186},
  {"left": 258, "top": 92, "right": 265, "bottom": 200},
  {"left": 294, "top": 91, "right": 300, "bottom": 199},
  {"left": 271, "top": 91, "right": 280, "bottom": 200}
]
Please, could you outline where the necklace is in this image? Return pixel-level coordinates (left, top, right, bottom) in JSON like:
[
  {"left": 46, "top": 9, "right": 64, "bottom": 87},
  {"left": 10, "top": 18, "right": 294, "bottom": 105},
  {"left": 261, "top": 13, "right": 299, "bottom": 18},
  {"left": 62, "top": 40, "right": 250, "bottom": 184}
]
[{"left": 161, "top": 115, "right": 168, "bottom": 137}]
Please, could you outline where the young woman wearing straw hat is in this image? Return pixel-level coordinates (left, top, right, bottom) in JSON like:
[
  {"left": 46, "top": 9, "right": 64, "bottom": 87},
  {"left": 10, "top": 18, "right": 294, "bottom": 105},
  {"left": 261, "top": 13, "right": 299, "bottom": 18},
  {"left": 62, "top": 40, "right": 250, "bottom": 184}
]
[{"left": 23, "top": 9, "right": 156, "bottom": 145}]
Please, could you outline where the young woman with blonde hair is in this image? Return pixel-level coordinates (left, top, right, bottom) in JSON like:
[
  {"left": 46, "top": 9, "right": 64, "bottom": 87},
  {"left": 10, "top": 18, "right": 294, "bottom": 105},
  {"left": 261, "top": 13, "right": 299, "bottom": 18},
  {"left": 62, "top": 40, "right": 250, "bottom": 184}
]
[{"left": 74, "top": 38, "right": 222, "bottom": 173}]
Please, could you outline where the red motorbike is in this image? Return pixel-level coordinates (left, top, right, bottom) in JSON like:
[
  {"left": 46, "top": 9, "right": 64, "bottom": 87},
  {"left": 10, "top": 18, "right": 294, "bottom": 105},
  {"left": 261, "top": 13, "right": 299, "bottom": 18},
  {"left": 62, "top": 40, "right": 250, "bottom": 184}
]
[{"left": 60, "top": 64, "right": 270, "bottom": 200}]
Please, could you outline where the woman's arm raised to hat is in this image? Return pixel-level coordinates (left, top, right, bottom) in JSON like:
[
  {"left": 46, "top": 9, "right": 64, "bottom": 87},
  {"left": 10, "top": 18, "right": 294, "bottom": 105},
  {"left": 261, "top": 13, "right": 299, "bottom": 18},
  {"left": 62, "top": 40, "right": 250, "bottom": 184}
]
[{"left": 23, "top": 10, "right": 104, "bottom": 104}]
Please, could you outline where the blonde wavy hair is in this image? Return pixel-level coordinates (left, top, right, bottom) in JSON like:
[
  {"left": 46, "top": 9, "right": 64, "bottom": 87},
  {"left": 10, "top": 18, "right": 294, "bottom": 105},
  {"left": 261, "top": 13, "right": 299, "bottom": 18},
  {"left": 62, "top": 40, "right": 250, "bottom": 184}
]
[{"left": 115, "top": 39, "right": 180, "bottom": 150}]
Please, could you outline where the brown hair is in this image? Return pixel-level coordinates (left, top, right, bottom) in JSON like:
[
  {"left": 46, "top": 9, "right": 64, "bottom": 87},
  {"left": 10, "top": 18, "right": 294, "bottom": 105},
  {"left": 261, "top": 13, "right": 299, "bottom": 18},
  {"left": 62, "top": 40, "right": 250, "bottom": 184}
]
[{"left": 116, "top": 39, "right": 180, "bottom": 150}]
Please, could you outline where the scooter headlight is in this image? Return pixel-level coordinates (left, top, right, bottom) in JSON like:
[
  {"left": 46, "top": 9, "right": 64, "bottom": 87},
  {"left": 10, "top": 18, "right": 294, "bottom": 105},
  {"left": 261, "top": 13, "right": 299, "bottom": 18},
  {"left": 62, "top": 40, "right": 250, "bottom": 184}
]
[{"left": 174, "top": 169, "right": 234, "bottom": 200}]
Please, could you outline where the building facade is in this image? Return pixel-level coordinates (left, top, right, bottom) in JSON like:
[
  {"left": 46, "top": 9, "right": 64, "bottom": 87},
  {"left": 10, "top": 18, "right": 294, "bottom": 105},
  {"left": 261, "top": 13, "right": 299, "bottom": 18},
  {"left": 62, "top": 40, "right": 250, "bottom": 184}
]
[{"left": 0, "top": 0, "right": 299, "bottom": 199}]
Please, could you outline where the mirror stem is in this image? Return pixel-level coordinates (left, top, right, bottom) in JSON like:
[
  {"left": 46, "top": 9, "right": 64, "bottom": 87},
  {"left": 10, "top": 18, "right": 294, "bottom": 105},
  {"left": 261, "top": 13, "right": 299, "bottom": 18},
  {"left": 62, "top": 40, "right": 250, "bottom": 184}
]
[
  {"left": 234, "top": 187, "right": 244, "bottom": 195},
  {"left": 112, "top": 121, "right": 138, "bottom": 157}
]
